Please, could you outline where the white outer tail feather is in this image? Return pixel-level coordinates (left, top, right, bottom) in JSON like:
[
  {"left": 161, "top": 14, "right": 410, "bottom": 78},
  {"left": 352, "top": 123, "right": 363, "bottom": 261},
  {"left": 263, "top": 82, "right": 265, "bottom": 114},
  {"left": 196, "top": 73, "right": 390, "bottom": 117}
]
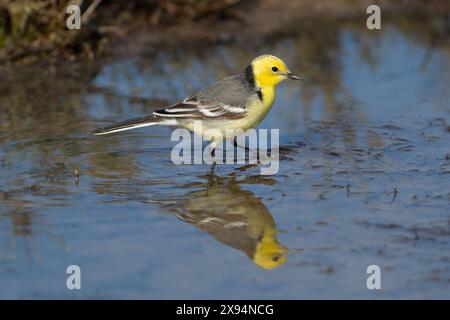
[{"left": 91, "top": 119, "right": 178, "bottom": 135}]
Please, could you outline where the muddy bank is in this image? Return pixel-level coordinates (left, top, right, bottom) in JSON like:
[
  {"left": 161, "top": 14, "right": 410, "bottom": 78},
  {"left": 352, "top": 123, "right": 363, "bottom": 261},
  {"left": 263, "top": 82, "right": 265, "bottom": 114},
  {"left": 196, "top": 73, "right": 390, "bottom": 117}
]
[
  {"left": 0, "top": 0, "right": 245, "bottom": 64},
  {"left": 0, "top": 0, "right": 449, "bottom": 65}
]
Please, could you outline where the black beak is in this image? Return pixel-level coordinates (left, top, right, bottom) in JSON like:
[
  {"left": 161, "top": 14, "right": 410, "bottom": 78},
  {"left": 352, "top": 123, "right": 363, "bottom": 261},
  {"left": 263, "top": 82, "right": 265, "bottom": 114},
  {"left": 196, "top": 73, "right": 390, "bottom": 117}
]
[{"left": 287, "top": 72, "right": 304, "bottom": 81}]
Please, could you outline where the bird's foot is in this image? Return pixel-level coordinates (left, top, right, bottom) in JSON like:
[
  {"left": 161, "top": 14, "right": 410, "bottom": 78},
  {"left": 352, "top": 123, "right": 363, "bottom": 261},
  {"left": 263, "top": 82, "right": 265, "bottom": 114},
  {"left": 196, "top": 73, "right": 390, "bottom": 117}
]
[{"left": 207, "top": 162, "right": 217, "bottom": 185}]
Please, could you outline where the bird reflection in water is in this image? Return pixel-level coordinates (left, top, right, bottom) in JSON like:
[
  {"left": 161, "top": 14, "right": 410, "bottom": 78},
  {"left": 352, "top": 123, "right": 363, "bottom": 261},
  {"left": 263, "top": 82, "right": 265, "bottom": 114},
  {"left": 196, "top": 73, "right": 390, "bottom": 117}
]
[{"left": 158, "top": 176, "right": 288, "bottom": 269}]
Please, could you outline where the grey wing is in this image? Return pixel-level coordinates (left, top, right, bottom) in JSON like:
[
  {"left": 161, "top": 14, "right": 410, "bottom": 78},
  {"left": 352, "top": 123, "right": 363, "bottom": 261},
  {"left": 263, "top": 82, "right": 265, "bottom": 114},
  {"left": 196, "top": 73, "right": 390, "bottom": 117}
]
[{"left": 153, "top": 75, "right": 254, "bottom": 120}]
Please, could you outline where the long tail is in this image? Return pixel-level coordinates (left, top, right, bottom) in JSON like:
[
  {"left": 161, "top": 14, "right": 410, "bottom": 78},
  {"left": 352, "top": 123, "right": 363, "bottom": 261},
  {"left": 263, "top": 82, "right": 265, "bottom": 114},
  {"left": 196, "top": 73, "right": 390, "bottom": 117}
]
[{"left": 90, "top": 115, "right": 177, "bottom": 135}]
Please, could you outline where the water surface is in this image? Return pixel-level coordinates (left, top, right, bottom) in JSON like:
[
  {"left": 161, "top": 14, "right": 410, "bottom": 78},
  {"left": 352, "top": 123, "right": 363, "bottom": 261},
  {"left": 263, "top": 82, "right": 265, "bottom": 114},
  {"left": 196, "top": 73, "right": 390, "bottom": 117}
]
[{"left": 0, "top": 16, "right": 449, "bottom": 299}]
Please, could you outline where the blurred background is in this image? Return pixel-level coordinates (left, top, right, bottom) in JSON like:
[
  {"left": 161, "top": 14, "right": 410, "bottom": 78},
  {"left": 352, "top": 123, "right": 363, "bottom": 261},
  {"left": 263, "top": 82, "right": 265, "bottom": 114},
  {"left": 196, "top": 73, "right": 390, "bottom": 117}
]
[{"left": 0, "top": 0, "right": 449, "bottom": 299}]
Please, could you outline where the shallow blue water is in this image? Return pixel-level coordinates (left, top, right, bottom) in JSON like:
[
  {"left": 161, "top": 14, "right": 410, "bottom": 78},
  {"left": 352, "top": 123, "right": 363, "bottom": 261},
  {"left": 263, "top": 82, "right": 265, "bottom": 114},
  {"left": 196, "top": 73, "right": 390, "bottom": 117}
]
[{"left": 0, "top": 21, "right": 449, "bottom": 299}]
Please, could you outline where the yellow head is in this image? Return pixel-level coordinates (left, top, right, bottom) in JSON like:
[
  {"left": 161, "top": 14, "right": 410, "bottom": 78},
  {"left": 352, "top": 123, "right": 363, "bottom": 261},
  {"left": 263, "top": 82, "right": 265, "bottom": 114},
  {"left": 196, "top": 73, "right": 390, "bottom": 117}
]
[
  {"left": 253, "top": 239, "right": 288, "bottom": 270},
  {"left": 251, "top": 54, "right": 303, "bottom": 87}
]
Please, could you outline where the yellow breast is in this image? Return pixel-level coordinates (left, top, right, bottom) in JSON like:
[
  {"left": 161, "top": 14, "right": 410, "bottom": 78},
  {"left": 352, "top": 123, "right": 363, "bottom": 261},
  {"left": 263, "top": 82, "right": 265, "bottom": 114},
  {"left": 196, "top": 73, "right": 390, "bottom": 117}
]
[{"left": 245, "top": 85, "right": 276, "bottom": 128}]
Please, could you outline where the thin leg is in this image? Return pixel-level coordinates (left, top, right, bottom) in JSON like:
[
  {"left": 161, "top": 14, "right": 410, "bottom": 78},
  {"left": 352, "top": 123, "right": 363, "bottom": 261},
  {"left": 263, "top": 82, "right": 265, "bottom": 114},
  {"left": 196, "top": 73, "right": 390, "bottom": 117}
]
[
  {"left": 207, "top": 141, "right": 217, "bottom": 181},
  {"left": 208, "top": 162, "right": 216, "bottom": 175},
  {"left": 209, "top": 146, "right": 216, "bottom": 174}
]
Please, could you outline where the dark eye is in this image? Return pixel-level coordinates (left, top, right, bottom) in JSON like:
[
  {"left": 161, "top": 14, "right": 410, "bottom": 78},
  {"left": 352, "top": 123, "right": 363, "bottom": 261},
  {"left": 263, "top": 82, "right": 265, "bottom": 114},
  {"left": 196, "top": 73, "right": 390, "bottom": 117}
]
[
  {"left": 272, "top": 256, "right": 279, "bottom": 262},
  {"left": 271, "top": 66, "right": 278, "bottom": 72}
]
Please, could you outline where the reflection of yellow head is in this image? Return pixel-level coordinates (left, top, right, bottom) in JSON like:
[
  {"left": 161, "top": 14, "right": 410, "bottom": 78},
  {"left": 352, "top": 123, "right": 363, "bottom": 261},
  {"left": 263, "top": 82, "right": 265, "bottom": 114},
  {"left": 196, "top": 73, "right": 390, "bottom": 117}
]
[
  {"left": 164, "top": 176, "right": 290, "bottom": 270},
  {"left": 253, "top": 238, "right": 288, "bottom": 269}
]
